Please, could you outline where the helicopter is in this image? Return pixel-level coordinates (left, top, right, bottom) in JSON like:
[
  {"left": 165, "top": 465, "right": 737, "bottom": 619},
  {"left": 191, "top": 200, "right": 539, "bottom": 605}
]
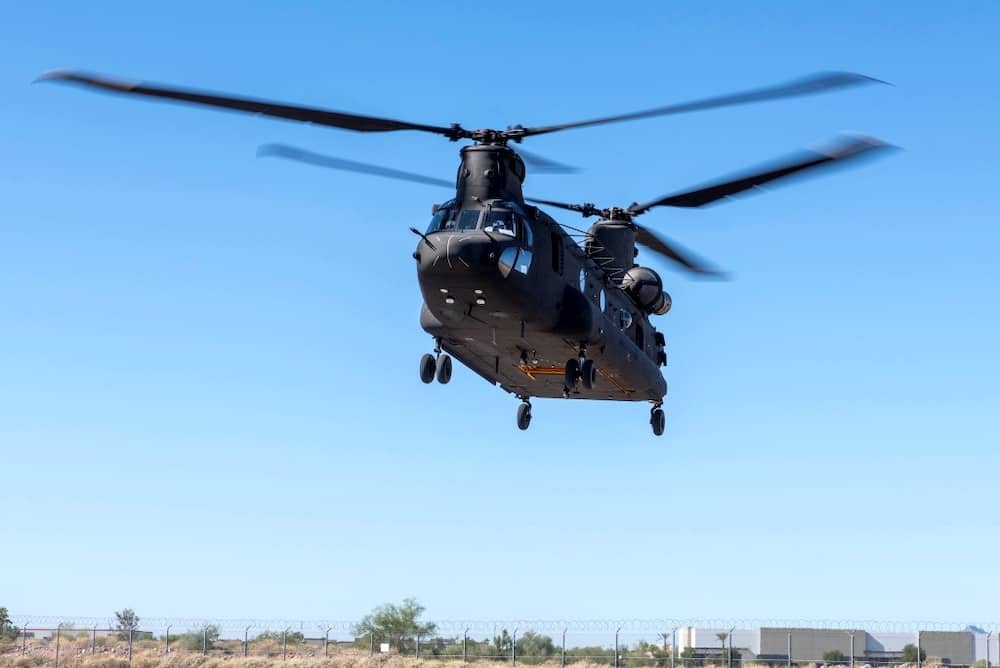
[{"left": 38, "top": 70, "right": 893, "bottom": 435}]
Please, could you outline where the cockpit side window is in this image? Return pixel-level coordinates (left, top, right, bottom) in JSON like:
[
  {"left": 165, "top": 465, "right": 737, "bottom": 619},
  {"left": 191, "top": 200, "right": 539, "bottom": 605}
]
[{"left": 426, "top": 200, "right": 457, "bottom": 233}]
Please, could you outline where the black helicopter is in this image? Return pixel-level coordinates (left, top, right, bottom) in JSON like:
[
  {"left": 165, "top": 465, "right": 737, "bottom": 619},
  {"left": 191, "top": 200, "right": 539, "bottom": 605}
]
[{"left": 39, "top": 70, "right": 893, "bottom": 435}]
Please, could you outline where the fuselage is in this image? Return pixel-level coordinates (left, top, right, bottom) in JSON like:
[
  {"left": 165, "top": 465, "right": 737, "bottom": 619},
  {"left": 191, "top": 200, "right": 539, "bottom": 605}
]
[{"left": 413, "top": 144, "right": 668, "bottom": 402}]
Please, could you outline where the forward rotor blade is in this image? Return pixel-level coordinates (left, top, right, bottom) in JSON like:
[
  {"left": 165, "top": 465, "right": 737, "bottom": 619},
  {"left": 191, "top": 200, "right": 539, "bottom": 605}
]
[
  {"left": 629, "top": 134, "right": 895, "bottom": 214},
  {"left": 37, "top": 70, "right": 465, "bottom": 138},
  {"left": 515, "top": 72, "right": 885, "bottom": 139},
  {"left": 524, "top": 197, "right": 594, "bottom": 215},
  {"left": 515, "top": 148, "right": 580, "bottom": 174},
  {"left": 258, "top": 144, "right": 455, "bottom": 189},
  {"left": 635, "top": 225, "right": 725, "bottom": 278}
]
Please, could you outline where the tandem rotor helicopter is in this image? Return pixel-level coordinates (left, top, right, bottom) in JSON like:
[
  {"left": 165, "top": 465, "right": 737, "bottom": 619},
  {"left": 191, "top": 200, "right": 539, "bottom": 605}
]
[{"left": 39, "top": 69, "right": 893, "bottom": 435}]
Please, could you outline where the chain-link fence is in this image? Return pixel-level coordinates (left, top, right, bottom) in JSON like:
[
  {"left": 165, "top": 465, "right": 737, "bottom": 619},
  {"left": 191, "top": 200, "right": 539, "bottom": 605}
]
[{"left": 2, "top": 620, "right": 999, "bottom": 668}]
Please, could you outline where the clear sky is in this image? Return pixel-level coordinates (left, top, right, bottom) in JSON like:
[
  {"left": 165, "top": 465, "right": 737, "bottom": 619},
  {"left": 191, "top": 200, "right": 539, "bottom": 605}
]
[{"left": 2, "top": 1, "right": 999, "bottom": 626}]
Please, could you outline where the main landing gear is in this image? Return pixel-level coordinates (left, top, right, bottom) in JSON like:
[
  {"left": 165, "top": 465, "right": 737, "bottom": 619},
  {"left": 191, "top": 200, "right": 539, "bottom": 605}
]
[
  {"left": 419, "top": 339, "right": 452, "bottom": 385},
  {"left": 563, "top": 346, "right": 597, "bottom": 397},
  {"left": 516, "top": 397, "right": 532, "bottom": 430},
  {"left": 650, "top": 402, "right": 666, "bottom": 437}
]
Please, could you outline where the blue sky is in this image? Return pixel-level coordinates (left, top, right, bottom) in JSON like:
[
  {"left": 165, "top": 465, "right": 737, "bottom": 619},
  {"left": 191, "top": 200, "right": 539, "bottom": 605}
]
[{"left": 2, "top": 1, "right": 999, "bottom": 626}]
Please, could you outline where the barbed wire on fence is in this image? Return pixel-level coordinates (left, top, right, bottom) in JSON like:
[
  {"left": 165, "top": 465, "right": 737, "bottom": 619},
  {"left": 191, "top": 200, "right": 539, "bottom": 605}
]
[{"left": 8, "top": 616, "right": 1000, "bottom": 636}]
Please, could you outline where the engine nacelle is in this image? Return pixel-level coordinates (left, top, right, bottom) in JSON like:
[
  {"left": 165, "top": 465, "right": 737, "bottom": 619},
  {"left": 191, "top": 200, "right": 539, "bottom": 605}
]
[{"left": 621, "top": 266, "right": 672, "bottom": 315}]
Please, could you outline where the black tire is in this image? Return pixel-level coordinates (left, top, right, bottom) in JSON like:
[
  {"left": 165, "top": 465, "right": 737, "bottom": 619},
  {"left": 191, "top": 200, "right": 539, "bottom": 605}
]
[
  {"left": 419, "top": 353, "right": 437, "bottom": 384},
  {"left": 580, "top": 359, "right": 597, "bottom": 390},
  {"left": 516, "top": 402, "right": 532, "bottom": 430},
  {"left": 651, "top": 408, "right": 666, "bottom": 436},
  {"left": 436, "top": 354, "right": 453, "bottom": 384},
  {"left": 564, "top": 358, "right": 580, "bottom": 389}
]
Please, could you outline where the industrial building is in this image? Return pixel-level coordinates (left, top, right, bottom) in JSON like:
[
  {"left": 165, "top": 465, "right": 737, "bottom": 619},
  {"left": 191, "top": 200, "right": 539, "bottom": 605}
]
[{"left": 673, "top": 626, "right": 994, "bottom": 667}]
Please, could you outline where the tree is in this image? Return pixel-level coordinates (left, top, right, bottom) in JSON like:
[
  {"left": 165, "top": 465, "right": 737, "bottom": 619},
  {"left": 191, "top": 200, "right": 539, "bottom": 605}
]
[
  {"left": 0, "top": 607, "right": 20, "bottom": 642},
  {"left": 716, "top": 633, "right": 728, "bottom": 667},
  {"left": 352, "top": 598, "right": 436, "bottom": 653},
  {"left": 115, "top": 609, "right": 140, "bottom": 641},
  {"left": 255, "top": 630, "right": 305, "bottom": 645},
  {"left": 516, "top": 631, "right": 556, "bottom": 663},
  {"left": 823, "top": 650, "right": 848, "bottom": 663},
  {"left": 180, "top": 624, "right": 220, "bottom": 651},
  {"left": 901, "top": 645, "right": 926, "bottom": 663}
]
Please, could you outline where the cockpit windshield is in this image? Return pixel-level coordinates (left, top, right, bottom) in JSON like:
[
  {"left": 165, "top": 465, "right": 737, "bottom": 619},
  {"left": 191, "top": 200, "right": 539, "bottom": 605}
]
[
  {"left": 424, "top": 201, "right": 532, "bottom": 247},
  {"left": 484, "top": 209, "right": 517, "bottom": 236}
]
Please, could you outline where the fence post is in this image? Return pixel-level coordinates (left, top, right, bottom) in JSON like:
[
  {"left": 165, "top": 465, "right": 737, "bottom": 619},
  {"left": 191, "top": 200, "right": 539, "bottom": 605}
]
[
  {"left": 92, "top": 626, "right": 98, "bottom": 655},
  {"left": 55, "top": 627, "right": 61, "bottom": 668},
  {"left": 464, "top": 629, "right": 469, "bottom": 663},
  {"left": 203, "top": 627, "right": 208, "bottom": 655},
  {"left": 128, "top": 628, "right": 133, "bottom": 667},
  {"left": 728, "top": 627, "right": 735, "bottom": 668},
  {"left": 615, "top": 627, "right": 621, "bottom": 668},
  {"left": 245, "top": 625, "right": 252, "bottom": 658},
  {"left": 283, "top": 628, "right": 288, "bottom": 660},
  {"left": 786, "top": 631, "right": 792, "bottom": 668},
  {"left": 417, "top": 634, "right": 421, "bottom": 658},
  {"left": 370, "top": 632, "right": 374, "bottom": 656},
  {"left": 916, "top": 631, "right": 921, "bottom": 668},
  {"left": 165, "top": 625, "right": 171, "bottom": 655},
  {"left": 561, "top": 629, "right": 567, "bottom": 668},
  {"left": 22, "top": 624, "right": 28, "bottom": 655},
  {"left": 671, "top": 628, "right": 677, "bottom": 668},
  {"left": 512, "top": 628, "right": 518, "bottom": 667},
  {"left": 325, "top": 627, "right": 331, "bottom": 658},
  {"left": 848, "top": 631, "right": 855, "bottom": 668}
]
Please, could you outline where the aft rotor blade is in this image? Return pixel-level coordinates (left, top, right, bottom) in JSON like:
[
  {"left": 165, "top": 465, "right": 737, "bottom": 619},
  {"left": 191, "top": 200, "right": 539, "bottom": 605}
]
[
  {"left": 514, "top": 72, "right": 885, "bottom": 139},
  {"left": 629, "top": 134, "right": 895, "bottom": 213},
  {"left": 37, "top": 70, "right": 466, "bottom": 138},
  {"left": 257, "top": 144, "right": 455, "bottom": 189},
  {"left": 516, "top": 148, "right": 580, "bottom": 174},
  {"left": 635, "top": 225, "right": 725, "bottom": 278}
]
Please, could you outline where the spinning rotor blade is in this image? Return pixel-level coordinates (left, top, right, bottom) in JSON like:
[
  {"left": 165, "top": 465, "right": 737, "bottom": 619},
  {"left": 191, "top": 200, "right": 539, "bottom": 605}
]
[
  {"left": 257, "top": 144, "right": 455, "bottom": 189},
  {"left": 628, "top": 134, "right": 893, "bottom": 213},
  {"left": 515, "top": 72, "right": 885, "bottom": 138},
  {"left": 37, "top": 70, "right": 464, "bottom": 138},
  {"left": 635, "top": 225, "right": 725, "bottom": 278},
  {"left": 516, "top": 148, "right": 580, "bottom": 174}
]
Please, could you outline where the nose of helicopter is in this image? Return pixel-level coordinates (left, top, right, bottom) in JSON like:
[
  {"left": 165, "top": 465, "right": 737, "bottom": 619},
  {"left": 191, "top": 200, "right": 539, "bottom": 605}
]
[{"left": 414, "top": 232, "right": 504, "bottom": 279}]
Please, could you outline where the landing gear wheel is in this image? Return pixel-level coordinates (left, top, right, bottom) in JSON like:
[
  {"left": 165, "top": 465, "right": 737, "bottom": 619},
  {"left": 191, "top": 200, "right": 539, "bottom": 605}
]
[
  {"left": 650, "top": 407, "right": 666, "bottom": 436},
  {"left": 419, "top": 353, "right": 437, "bottom": 384},
  {"left": 436, "top": 354, "right": 452, "bottom": 384},
  {"left": 516, "top": 401, "right": 532, "bottom": 430},
  {"left": 580, "top": 359, "right": 597, "bottom": 390},
  {"left": 564, "top": 358, "right": 580, "bottom": 390}
]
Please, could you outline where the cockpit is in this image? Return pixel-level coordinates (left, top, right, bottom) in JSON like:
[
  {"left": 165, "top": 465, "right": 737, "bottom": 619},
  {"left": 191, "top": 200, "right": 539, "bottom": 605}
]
[{"left": 426, "top": 200, "right": 533, "bottom": 248}]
